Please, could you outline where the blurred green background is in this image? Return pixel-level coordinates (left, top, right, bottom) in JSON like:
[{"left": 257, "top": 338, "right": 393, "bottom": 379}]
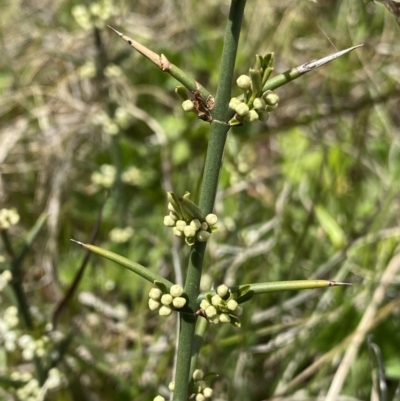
[{"left": 1, "top": 0, "right": 400, "bottom": 400}]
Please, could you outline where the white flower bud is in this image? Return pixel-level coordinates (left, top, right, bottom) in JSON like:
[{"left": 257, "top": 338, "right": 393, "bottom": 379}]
[
  {"left": 205, "top": 305, "right": 217, "bottom": 318},
  {"left": 190, "top": 219, "right": 201, "bottom": 230},
  {"left": 235, "top": 103, "right": 250, "bottom": 116},
  {"left": 201, "top": 222, "right": 208, "bottom": 230},
  {"left": 263, "top": 91, "right": 279, "bottom": 106},
  {"left": 172, "top": 297, "right": 187, "bottom": 309},
  {"left": 153, "top": 396, "right": 165, "bottom": 401},
  {"left": 184, "top": 225, "right": 197, "bottom": 238},
  {"left": 170, "top": 284, "right": 184, "bottom": 297},
  {"left": 227, "top": 299, "right": 238, "bottom": 311},
  {"left": 161, "top": 294, "right": 173, "bottom": 305},
  {"left": 159, "top": 305, "right": 172, "bottom": 316},
  {"left": 168, "top": 202, "right": 176, "bottom": 212},
  {"left": 182, "top": 99, "right": 195, "bottom": 112},
  {"left": 163, "top": 216, "right": 176, "bottom": 227},
  {"left": 253, "top": 97, "right": 266, "bottom": 110},
  {"left": 205, "top": 214, "right": 217, "bottom": 226},
  {"left": 195, "top": 394, "right": 205, "bottom": 401},
  {"left": 173, "top": 227, "right": 183, "bottom": 237},
  {"left": 196, "top": 230, "right": 210, "bottom": 242},
  {"left": 209, "top": 315, "right": 219, "bottom": 324},
  {"left": 148, "top": 299, "right": 161, "bottom": 311},
  {"left": 169, "top": 211, "right": 179, "bottom": 221},
  {"left": 203, "top": 387, "right": 213, "bottom": 398},
  {"left": 211, "top": 294, "right": 222, "bottom": 306},
  {"left": 168, "top": 381, "right": 175, "bottom": 391},
  {"left": 175, "top": 220, "right": 187, "bottom": 232},
  {"left": 236, "top": 74, "right": 251, "bottom": 89},
  {"left": 216, "top": 284, "right": 229, "bottom": 297},
  {"left": 229, "top": 97, "right": 241, "bottom": 110},
  {"left": 149, "top": 288, "right": 163, "bottom": 300},
  {"left": 192, "top": 369, "right": 204, "bottom": 380},
  {"left": 245, "top": 109, "right": 259, "bottom": 122},
  {"left": 200, "top": 300, "right": 211, "bottom": 310},
  {"left": 219, "top": 313, "right": 231, "bottom": 323}
]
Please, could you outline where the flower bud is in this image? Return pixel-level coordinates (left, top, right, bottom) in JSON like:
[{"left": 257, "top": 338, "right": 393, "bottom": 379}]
[
  {"left": 209, "top": 315, "right": 219, "bottom": 324},
  {"left": 175, "top": 220, "right": 187, "bottom": 232},
  {"left": 168, "top": 381, "right": 175, "bottom": 391},
  {"left": 149, "top": 288, "right": 163, "bottom": 300},
  {"left": 216, "top": 284, "right": 229, "bottom": 297},
  {"left": 235, "top": 306, "right": 243, "bottom": 316},
  {"left": 153, "top": 396, "right": 165, "bottom": 401},
  {"left": 258, "top": 111, "right": 270, "bottom": 122},
  {"left": 235, "top": 103, "right": 250, "bottom": 117},
  {"left": 196, "top": 230, "right": 210, "bottom": 242},
  {"left": 211, "top": 294, "right": 222, "bottom": 306},
  {"left": 201, "top": 222, "right": 208, "bottom": 230},
  {"left": 159, "top": 305, "right": 172, "bottom": 316},
  {"left": 266, "top": 104, "right": 278, "bottom": 111},
  {"left": 236, "top": 75, "right": 251, "bottom": 89},
  {"left": 200, "top": 300, "right": 211, "bottom": 310},
  {"left": 263, "top": 91, "right": 279, "bottom": 106},
  {"left": 245, "top": 110, "right": 259, "bottom": 122},
  {"left": 163, "top": 216, "right": 176, "bottom": 227},
  {"left": 173, "top": 227, "right": 183, "bottom": 237},
  {"left": 203, "top": 387, "right": 213, "bottom": 398},
  {"left": 219, "top": 313, "right": 231, "bottom": 323},
  {"left": 148, "top": 299, "right": 161, "bottom": 311},
  {"left": 205, "top": 305, "right": 217, "bottom": 318},
  {"left": 170, "top": 284, "right": 184, "bottom": 297},
  {"left": 193, "top": 369, "right": 204, "bottom": 380},
  {"left": 190, "top": 219, "right": 201, "bottom": 230},
  {"left": 184, "top": 225, "right": 197, "bottom": 238},
  {"left": 253, "top": 97, "right": 266, "bottom": 110},
  {"left": 172, "top": 296, "right": 187, "bottom": 308},
  {"left": 168, "top": 202, "right": 176, "bottom": 212},
  {"left": 169, "top": 211, "right": 179, "bottom": 221},
  {"left": 195, "top": 394, "right": 205, "bottom": 401},
  {"left": 205, "top": 214, "right": 217, "bottom": 226},
  {"left": 227, "top": 299, "right": 238, "bottom": 311},
  {"left": 161, "top": 294, "right": 173, "bottom": 305},
  {"left": 182, "top": 99, "right": 195, "bottom": 112},
  {"left": 229, "top": 97, "right": 241, "bottom": 110}
]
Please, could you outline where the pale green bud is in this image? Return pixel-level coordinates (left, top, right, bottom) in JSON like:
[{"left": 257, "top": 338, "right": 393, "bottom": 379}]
[
  {"left": 172, "top": 296, "right": 187, "bottom": 308},
  {"left": 161, "top": 294, "right": 173, "bottom": 305},
  {"left": 168, "top": 202, "right": 176, "bottom": 212},
  {"left": 205, "top": 305, "right": 217, "bottom": 318},
  {"left": 263, "top": 91, "right": 279, "bottom": 106},
  {"left": 235, "top": 103, "right": 250, "bottom": 116},
  {"left": 159, "top": 305, "right": 172, "bottom": 316},
  {"left": 219, "top": 313, "right": 231, "bottom": 323},
  {"left": 175, "top": 220, "right": 187, "bottom": 232},
  {"left": 148, "top": 299, "right": 161, "bottom": 311},
  {"left": 172, "top": 227, "right": 183, "bottom": 237},
  {"left": 253, "top": 97, "right": 266, "bottom": 110},
  {"left": 205, "top": 213, "right": 217, "bottom": 226},
  {"left": 200, "top": 300, "right": 211, "bottom": 310},
  {"left": 203, "top": 387, "right": 213, "bottom": 398},
  {"left": 229, "top": 97, "right": 242, "bottom": 110},
  {"left": 209, "top": 316, "right": 219, "bottom": 324},
  {"left": 227, "top": 299, "right": 238, "bottom": 311},
  {"left": 266, "top": 104, "right": 278, "bottom": 111},
  {"left": 190, "top": 219, "right": 202, "bottom": 230},
  {"left": 184, "top": 225, "right": 197, "bottom": 238},
  {"left": 170, "top": 284, "right": 184, "bottom": 297},
  {"left": 149, "top": 288, "right": 163, "bottom": 300},
  {"left": 258, "top": 111, "right": 270, "bottom": 122},
  {"left": 163, "top": 216, "right": 176, "bottom": 227},
  {"left": 216, "top": 284, "right": 229, "bottom": 297},
  {"left": 182, "top": 99, "right": 195, "bottom": 112},
  {"left": 236, "top": 74, "right": 251, "bottom": 89},
  {"left": 195, "top": 394, "right": 205, "bottom": 401},
  {"left": 196, "top": 230, "right": 210, "bottom": 242},
  {"left": 168, "top": 381, "right": 175, "bottom": 391},
  {"left": 201, "top": 222, "right": 208, "bottom": 230},
  {"left": 211, "top": 294, "right": 222, "bottom": 306},
  {"left": 235, "top": 305, "right": 243, "bottom": 316},
  {"left": 196, "top": 380, "right": 206, "bottom": 390},
  {"left": 153, "top": 396, "right": 165, "bottom": 401},
  {"left": 245, "top": 110, "right": 259, "bottom": 122},
  {"left": 193, "top": 369, "right": 204, "bottom": 380}
]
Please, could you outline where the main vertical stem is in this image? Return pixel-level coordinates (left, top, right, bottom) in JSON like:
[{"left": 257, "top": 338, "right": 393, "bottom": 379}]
[{"left": 172, "top": 1, "right": 247, "bottom": 400}]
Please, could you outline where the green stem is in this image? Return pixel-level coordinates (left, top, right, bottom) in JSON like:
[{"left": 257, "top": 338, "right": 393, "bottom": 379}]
[{"left": 172, "top": 2, "right": 246, "bottom": 400}]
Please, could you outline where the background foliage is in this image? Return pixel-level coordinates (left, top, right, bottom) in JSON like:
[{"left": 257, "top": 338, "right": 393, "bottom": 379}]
[{"left": 1, "top": 0, "right": 400, "bottom": 400}]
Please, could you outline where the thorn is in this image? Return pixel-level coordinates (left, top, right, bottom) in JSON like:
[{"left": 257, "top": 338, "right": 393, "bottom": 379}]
[
  {"left": 70, "top": 239, "right": 84, "bottom": 246},
  {"left": 107, "top": 25, "right": 123, "bottom": 37},
  {"left": 297, "top": 44, "right": 363, "bottom": 74}
]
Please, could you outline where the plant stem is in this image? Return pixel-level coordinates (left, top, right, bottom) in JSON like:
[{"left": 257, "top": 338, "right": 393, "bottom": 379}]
[{"left": 172, "top": 1, "right": 246, "bottom": 400}]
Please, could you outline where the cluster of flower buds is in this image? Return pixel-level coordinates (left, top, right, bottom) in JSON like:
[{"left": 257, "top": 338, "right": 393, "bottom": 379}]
[
  {"left": 163, "top": 192, "right": 218, "bottom": 246},
  {"left": 148, "top": 284, "right": 187, "bottom": 317},
  {"left": 166, "top": 369, "right": 215, "bottom": 401},
  {"left": 228, "top": 53, "right": 279, "bottom": 126},
  {"left": 198, "top": 284, "right": 243, "bottom": 327}
]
